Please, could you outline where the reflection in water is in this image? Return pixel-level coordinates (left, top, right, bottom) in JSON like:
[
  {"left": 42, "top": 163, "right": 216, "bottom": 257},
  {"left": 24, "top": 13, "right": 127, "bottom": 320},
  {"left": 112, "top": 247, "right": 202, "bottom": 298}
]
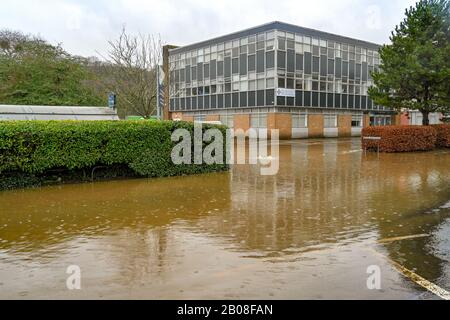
[{"left": 0, "top": 138, "right": 449, "bottom": 299}]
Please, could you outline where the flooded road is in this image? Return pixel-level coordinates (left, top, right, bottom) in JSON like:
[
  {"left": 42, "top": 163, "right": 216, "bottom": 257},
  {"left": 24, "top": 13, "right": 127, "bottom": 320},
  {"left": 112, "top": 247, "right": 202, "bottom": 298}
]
[{"left": 0, "top": 138, "right": 449, "bottom": 299}]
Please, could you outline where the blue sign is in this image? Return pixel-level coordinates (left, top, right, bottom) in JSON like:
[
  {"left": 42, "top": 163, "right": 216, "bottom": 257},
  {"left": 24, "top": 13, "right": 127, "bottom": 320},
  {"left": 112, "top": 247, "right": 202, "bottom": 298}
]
[{"left": 108, "top": 93, "right": 116, "bottom": 109}]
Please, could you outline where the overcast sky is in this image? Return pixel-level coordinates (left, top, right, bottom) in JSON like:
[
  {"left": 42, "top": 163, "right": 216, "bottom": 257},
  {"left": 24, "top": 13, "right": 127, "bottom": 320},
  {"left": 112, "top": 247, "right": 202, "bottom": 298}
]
[{"left": 1, "top": 0, "right": 417, "bottom": 57}]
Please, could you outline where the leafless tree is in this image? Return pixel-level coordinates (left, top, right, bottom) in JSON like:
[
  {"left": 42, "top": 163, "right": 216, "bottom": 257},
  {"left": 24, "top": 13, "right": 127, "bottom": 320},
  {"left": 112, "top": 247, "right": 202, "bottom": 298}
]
[{"left": 100, "top": 27, "right": 162, "bottom": 118}]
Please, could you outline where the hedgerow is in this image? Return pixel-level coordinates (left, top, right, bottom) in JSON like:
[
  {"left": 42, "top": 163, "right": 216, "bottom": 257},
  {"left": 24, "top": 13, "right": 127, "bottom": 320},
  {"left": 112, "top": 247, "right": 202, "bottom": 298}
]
[
  {"left": 432, "top": 124, "right": 450, "bottom": 148},
  {"left": 362, "top": 125, "right": 437, "bottom": 152},
  {"left": 0, "top": 121, "right": 229, "bottom": 187}
]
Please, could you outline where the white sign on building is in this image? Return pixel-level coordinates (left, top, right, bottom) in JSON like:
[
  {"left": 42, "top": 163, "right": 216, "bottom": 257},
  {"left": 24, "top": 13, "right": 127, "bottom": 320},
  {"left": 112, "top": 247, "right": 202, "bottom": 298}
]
[{"left": 276, "top": 88, "right": 296, "bottom": 98}]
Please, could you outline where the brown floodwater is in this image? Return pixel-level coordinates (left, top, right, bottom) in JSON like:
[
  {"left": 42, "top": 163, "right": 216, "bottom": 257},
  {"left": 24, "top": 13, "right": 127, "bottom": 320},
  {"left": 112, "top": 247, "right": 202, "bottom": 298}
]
[{"left": 0, "top": 138, "right": 449, "bottom": 300}]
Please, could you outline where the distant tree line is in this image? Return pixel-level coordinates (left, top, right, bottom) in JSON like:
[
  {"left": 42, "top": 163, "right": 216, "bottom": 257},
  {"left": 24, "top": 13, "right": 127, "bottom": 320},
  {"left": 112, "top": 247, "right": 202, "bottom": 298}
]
[
  {"left": 0, "top": 29, "right": 104, "bottom": 107},
  {"left": 0, "top": 27, "right": 161, "bottom": 119}
]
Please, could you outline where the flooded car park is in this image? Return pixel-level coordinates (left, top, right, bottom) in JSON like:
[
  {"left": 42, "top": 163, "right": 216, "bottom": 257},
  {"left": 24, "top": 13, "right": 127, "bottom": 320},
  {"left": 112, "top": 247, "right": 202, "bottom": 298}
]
[{"left": 0, "top": 138, "right": 449, "bottom": 299}]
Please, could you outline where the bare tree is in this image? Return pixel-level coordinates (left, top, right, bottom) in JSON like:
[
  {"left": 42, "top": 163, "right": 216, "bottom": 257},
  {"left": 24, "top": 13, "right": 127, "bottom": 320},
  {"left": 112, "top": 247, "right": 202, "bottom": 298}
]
[{"left": 100, "top": 27, "right": 162, "bottom": 118}]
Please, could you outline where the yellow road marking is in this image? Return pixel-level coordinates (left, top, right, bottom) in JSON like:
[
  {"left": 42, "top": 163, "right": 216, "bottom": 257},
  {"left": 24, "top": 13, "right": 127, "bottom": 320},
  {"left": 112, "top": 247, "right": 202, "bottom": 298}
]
[
  {"left": 378, "top": 234, "right": 429, "bottom": 243},
  {"left": 388, "top": 258, "right": 450, "bottom": 300},
  {"left": 369, "top": 248, "right": 450, "bottom": 300}
]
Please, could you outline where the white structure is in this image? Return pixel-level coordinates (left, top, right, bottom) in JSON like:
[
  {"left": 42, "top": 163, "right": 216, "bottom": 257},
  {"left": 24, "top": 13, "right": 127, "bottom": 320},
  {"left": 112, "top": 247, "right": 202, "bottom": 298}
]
[
  {"left": 407, "top": 111, "right": 443, "bottom": 125},
  {"left": 0, "top": 105, "right": 119, "bottom": 121}
]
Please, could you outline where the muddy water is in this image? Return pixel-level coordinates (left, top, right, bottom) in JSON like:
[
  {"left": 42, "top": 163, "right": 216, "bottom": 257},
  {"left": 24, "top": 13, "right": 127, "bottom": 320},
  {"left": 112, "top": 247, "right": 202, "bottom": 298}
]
[{"left": 0, "top": 138, "right": 449, "bottom": 299}]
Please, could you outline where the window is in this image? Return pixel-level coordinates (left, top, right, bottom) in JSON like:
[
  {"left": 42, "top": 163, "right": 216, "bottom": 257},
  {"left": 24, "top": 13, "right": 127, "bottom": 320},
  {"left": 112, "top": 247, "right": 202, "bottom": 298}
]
[
  {"left": 240, "top": 81, "right": 248, "bottom": 91},
  {"left": 312, "top": 80, "right": 319, "bottom": 91},
  {"left": 324, "top": 114, "right": 337, "bottom": 128},
  {"left": 277, "top": 51, "right": 286, "bottom": 69},
  {"left": 266, "top": 51, "right": 275, "bottom": 69},
  {"left": 352, "top": 115, "right": 363, "bottom": 127},
  {"left": 292, "top": 114, "right": 307, "bottom": 128},
  {"left": 287, "top": 40, "right": 295, "bottom": 50},
  {"left": 266, "top": 78, "right": 275, "bottom": 88},
  {"left": 194, "top": 115, "right": 206, "bottom": 122},
  {"left": 287, "top": 78, "right": 294, "bottom": 89},
  {"left": 278, "top": 38, "right": 286, "bottom": 50},
  {"left": 250, "top": 113, "right": 267, "bottom": 128},
  {"left": 248, "top": 44, "right": 256, "bottom": 54},
  {"left": 232, "top": 58, "right": 239, "bottom": 74},
  {"left": 304, "top": 75, "right": 312, "bottom": 91},
  {"left": 256, "top": 50, "right": 265, "bottom": 73},
  {"left": 257, "top": 79, "right": 265, "bottom": 90},
  {"left": 370, "top": 115, "right": 392, "bottom": 127}
]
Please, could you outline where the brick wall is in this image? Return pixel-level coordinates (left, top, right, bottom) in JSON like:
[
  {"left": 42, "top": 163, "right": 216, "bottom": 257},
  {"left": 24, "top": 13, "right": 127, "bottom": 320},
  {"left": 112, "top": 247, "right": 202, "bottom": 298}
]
[
  {"left": 308, "top": 114, "right": 324, "bottom": 138},
  {"left": 267, "top": 113, "right": 292, "bottom": 140},
  {"left": 338, "top": 115, "right": 352, "bottom": 137}
]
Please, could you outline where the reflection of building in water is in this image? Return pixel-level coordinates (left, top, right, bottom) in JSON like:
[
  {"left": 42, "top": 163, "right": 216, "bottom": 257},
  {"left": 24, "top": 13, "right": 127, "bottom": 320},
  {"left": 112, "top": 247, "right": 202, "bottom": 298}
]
[
  {"left": 193, "top": 140, "right": 450, "bottom": 264},
  {"left": 200, "top": 140, "right": 378, "bottom": 254}
]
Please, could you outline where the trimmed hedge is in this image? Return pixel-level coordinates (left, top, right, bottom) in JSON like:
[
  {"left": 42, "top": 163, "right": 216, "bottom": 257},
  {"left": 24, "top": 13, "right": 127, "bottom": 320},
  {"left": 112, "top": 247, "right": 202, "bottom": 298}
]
[
  {"left": 0, "top": 121, "right": 229, "bottom": 186},
  {"left": 362, "top": 125, "right": 437, "bottom": 152},
  {"left": 432, "top": 124, "right": 450, "bottom": 148}
]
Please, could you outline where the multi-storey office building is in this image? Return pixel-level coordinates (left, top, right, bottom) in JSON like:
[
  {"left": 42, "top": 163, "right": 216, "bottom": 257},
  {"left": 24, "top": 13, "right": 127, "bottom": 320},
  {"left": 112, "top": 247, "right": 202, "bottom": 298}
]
[{"left": 164, "top": 21, "right": 398, "bottom": 139}]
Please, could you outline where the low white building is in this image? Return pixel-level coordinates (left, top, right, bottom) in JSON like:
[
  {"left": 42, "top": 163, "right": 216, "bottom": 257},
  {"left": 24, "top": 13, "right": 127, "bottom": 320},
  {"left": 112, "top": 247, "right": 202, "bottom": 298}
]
[
  {"left": 406, "top": 111, "right": 443, "bottom": 125},
  {"left": 0, "top": 105, "right": 119, "bottom": 121}
]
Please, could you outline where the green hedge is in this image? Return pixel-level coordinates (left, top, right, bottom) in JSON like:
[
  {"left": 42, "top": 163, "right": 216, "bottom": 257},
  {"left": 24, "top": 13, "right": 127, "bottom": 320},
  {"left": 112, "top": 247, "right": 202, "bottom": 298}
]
[{"left": 0, "top": 121, "right": 229, "bottom": 182}]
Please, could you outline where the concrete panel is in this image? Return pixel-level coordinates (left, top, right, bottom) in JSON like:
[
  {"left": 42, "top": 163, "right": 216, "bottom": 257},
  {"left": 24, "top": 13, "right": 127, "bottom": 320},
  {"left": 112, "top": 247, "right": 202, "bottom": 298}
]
[
  {"left": 292, "top": 128, "right": 309, "bottom": 139},
  {"left": 324, "top": 128, "right": 339, "bottom": 138},
  {"left": 351, "top": 128, "right": 362, "bottom": 137}
]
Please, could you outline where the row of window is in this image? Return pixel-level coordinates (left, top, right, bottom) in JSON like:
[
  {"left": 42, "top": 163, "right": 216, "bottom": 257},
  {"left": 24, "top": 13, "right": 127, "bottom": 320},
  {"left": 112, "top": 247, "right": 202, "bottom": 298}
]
[
  {"left": 170, "top": 52, "right": 377, "bottom": 92},
  {"left": 169, "top": 29, "right": 380, "bottom": 65},
  {"left": 194, "top": 113, "right": 364, "bottom": 129},
  {"left": 171, "top": 42, "right": 379, "bottom": 71},
  {"left": 173, "top": 77, "right": 373, "bottom": 99},
  {"left": 170, "top": 91, "right": 386, "bottom": 111}
]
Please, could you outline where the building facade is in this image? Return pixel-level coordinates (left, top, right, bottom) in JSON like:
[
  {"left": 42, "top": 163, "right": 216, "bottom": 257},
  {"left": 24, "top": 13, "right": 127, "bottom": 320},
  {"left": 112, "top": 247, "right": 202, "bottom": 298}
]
[{"left": 164, "top": 21, "right": 397, "bottom": 139}]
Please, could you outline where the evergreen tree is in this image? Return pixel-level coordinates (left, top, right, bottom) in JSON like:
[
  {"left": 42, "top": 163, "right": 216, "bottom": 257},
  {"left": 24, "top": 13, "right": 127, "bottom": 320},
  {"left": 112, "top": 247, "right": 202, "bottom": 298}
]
[{"left": 369, "top": 0, "right": 450, "bottom": 125}]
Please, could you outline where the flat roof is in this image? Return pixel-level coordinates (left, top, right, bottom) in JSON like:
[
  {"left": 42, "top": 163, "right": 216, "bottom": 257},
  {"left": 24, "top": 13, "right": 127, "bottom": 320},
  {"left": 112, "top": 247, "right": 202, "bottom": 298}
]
[
  {"left": 0, "top": 105, "right": 119, "bottom": 121},
  {"left": 170, "top": 21, "right": 381, "bottom": 55}
]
